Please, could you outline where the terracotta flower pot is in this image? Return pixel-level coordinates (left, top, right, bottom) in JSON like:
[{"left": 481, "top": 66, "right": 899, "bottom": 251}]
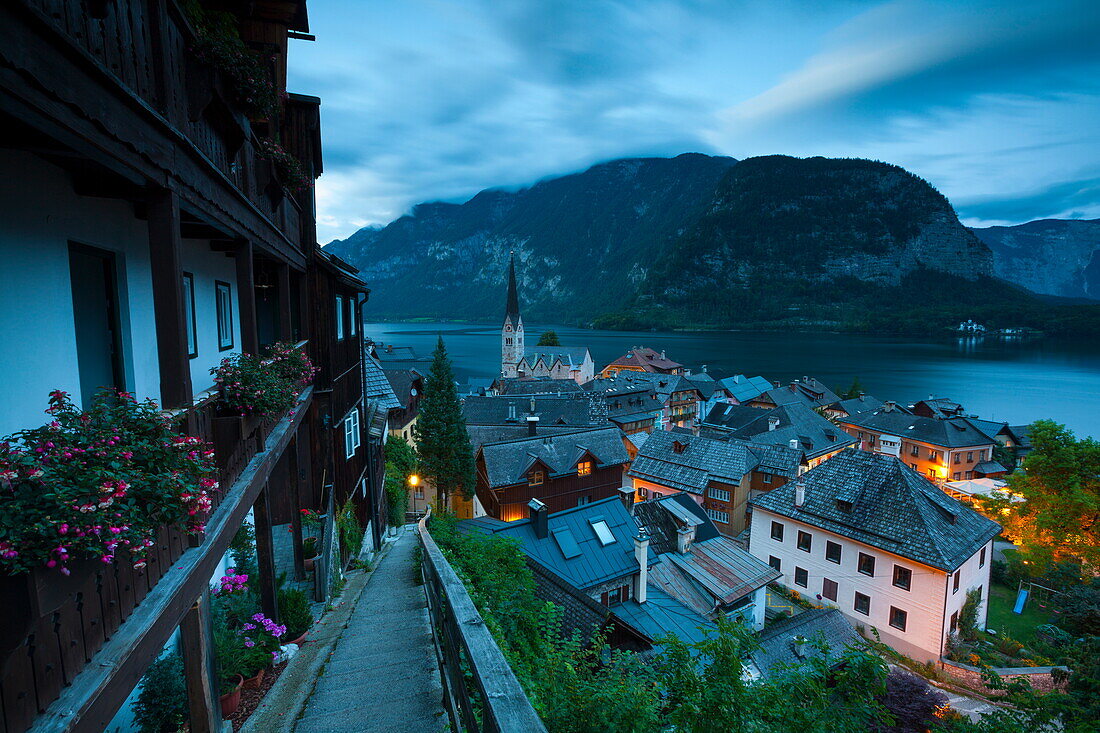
[
  {"left": 219, "top": 675, "right": 243, "bottom": 717},
  {"left": 241, "top": 667, "right": 265, "bottom": 690},
  {"left": 286, "top": 631, "right": 307, "bottom": 647}
]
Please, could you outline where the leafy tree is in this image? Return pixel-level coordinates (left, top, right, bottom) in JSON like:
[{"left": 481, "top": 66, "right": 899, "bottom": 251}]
[
  {"left": 1059, "top": 581, "right": 1100, "bottom": 635},
  {"left": 412, "top": 336, "right": 476, "bottom": 510},
  {"left": 537, "top": 330, "right": 562, "bottom": 346},
  {"left": 132, "top": 653, "right": 187, "bottom": 733},
  {"left": 383, "top": 436, "right": 417, "bottom": 526},
  {"left": 958, "top": 588, "right": 983, "bottom": 642},
  {"left": 838, "top": 376, "right": 865, "bottom": 400},
  {"left": 986, "top": 420, "right": 1100, "bottom": 567}
]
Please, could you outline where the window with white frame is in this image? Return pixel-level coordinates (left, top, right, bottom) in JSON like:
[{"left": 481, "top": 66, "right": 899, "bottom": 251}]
[
  {"left": 215, "top": 281, "right": 234, "bottom": 351},
  {"left": 348, "top": 296, "right": 357, "bottom": 337},
  {"left": 335, "top": 294, "right": 345, "bottom": 340},
  {"left": 343, "top": 408, "right": 361, "bottom": 458},
  {"left": 709, "top": 487, "right": 731, "bottom": 502},
  {"left": 705, "top": 508, "right": 729, "bottom": 524}
]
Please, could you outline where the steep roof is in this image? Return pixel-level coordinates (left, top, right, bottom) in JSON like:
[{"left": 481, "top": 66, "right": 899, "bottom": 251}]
[
  {"left": 604, "top": 347, "right": 683, "bottom": 373},
  {"left": 628, "top": 430, "right": 760, "bottom": 494},
  {"left": 362, "top": 353, "right": 402, "bottom": 411},
  {"left": 522, "top": 346, "right": 591, "bottom": 368},
  {"left": 756, "top": 377, "right": 841, "bottom": 409},
  {"left": 460, "top": 496, "right": 650, "bottom": 589},
  {"left": 462, "top": 395, "right": 605, "bottom": 427},
  {"left": 840, "top": 411, "right": 999, "bottom": 448},
  {"left": 752, "top": 449, "right": 1001, "bottom": 571},
  {"left": 466, "top": 424, "right": 590, "bottom": 451},
  {"left": 491, "top": 377, "right": 585, "bottom": 396},
  {"left": 382, "top": 368, "right": 421, "bottom": 409},
  {"left": 748, "top": 609, "right": 862, "bottom": 678},
  {"left": 505, "top": 251, "right": 520, "bottom": 320},
  {"left": 831, "top": 394, "right": 884, "bottom": 416},
  {"left": 586, "top": 372, "right": 700, "bottom": 401},
  {"left": 478, "top": 426, "right": 630, "bottom": 489},
  {"left": 718, "top": 375, "right": 774, "bottom": 403},
  {"left": 703, "top": 402, "right": 856, "bottom": 459}
]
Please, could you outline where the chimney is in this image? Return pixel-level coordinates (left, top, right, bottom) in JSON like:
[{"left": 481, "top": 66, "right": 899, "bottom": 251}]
[
  {"left": 792, "top": 634, "right": 808, "bottom": 659},
  {"left": 660, "top": 350, "right": 666, "bottom": 360},
  {"left": 529, "top": 397, "right": 536, "bottom": 414},
  {"left": 858, "top": 392, "right": 865, "bottom": 401},
  {"left": 676, "top": 525, "right": 695, "bottom": 554},
  {"left": 789, "top": 438, "right": 799, "bottom": 450},
  {"left": 386, "top": 344, "right": 393, "bottom": 353},
  {"left": 528, "top": 498, "right": 548, "bottom": 539},
  {"left": 773, "top": 381, "right": 781, "bottom": 388},
  {"left": 794, "top": 481, "right": 806, "bottom": 508},
  {"left": 768, "top": 416, "right": 780, "bottom": 431},
  {"left": 508, "top": 404, "right": 516, "bottom": 421},
  {"left": 617, "top": 485, "right": 635, "bottom": 514},
  {"left": 526, "top": 415, "right": 539, "bottom": 436},
  {"left": 733, "top": 374, "right": 743, "bottom": 384},
  {"left": 634, "top": 531, "right": 649, "bottom": 604},
  {"left": 701, "top": 364, "right": 708, "bottom": 374},
  {"left": 884, "top": 400, "right": 897, "bottom": 412}
]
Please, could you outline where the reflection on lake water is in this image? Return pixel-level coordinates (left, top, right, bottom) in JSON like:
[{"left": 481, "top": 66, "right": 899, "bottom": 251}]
[{"left": 363, "top": 322, "right": 1100, "bottom": 439}]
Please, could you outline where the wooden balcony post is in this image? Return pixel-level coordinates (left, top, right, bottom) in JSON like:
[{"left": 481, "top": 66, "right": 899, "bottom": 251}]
[
  {"left": 148, "top": 187, "right": 194, "bottom": 409},
  {"left": 179, "top": 590, "right": 220, "bottom": 733},
  {"left": 235, "top": 241, "right": 259, "bottom": 355},
  {"left": 290, "top": 434, "right": 305, "bottom": 580},
  {"left": 253, "top": 484, "right": 279, "bottom": 621},
  {"left": 278, "top": 263, "right": 293, "bottom": 341}
]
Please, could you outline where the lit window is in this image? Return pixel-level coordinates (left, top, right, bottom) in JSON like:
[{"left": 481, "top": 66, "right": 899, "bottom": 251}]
[
  {"left": 528, "top": 470, "right": 544, "bottom": 486},
  {"left": 825, "top": 541, "right": 842, "bottom": 564},
  {"left": 770, "top": 521, "right": 784, "bottom": 541},
  {"left": 577, "top": 460, "right": 593, "bottom": 476},
  {"left": 183, "top": 273, "right": 197, "bottom": 358},
  {"left": 797, "top": 531, "right": 812, "bottom": 552},
  {"left": 335, "top": 295, "right": 345, "bottom": 340},
  {"left": 858, "top": 553, "right": 876, "bottom": 577},
  {"left": 854, "top": 592, "right": 870, "bottom": 615},
  {"left": 591, "top": 520, "right": 616, "bottom": 546},
  {"left": 216, "top": 281, "right": 234, "bottom": 351},
  {"left": 889, "top": 606, "right": 908, "bottom": 631},
  {"left": 893, "top": 565, "right": 912, "bottom": 591},
  {"left": 794, "top": 567, "right": 808, "bottom": 588},
  {"left": 822, "top": 578, "right": 838, "bottom": 601},
  {"left": 343, "top": 408, "right": 360, "bottom": 458}
]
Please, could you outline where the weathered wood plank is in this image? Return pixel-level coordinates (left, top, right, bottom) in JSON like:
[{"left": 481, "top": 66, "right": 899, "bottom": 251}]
[
  {"left": 252, "top": 485, "right": 279, "bottom": 622},
  {"left": 179, "top": 592, "right": 219, "bottom": 733},
  {"left": 148, "top": 187, "right": 193, "bottom": 409}
]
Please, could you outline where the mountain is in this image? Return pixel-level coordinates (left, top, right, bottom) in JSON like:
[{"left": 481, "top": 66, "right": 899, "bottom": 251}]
[
  {"left": 326, "top": 154, "right": 1100, "bottom": 334},
  {"left": 971, "top": 219, "right": 1100, "bottom": 301}
]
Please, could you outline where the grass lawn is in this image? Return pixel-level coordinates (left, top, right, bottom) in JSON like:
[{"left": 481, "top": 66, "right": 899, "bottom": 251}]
[{"left": 984, "top": 582, "right": 1055, "bottom": 644}]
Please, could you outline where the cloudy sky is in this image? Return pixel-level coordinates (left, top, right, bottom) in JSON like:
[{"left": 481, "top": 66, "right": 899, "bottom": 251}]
[{"left": 287, "top": 0, "right": 1100, "bottom": 244}]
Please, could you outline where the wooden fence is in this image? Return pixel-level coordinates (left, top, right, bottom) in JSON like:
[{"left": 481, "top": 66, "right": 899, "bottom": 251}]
[{"left": 416, "top": 509, "right": 545, "bottom": 733}]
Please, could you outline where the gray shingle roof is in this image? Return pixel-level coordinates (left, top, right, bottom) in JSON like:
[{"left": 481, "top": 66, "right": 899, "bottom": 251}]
[
  {"left": 362, "top": 353, "right": 402, "bottom": 411},
  {"left": 479, "top": 426, "right": 630, "bottom": 489},
  {"left": 462, "top": 395, "right": 604, "bottom": 427},
  {"left": 628, "top": 430, "right": 760, "bottom": 495},
  {"left": 752, "top": 449, "right": 1001, "bottom": 571},
  {"left": 522, "top": 346, "right": 591, "bottom": 368},
  {"left": 840, "top": 412, "right": 999, "bottom": 448},
  {"left": 586, "top": 372, "right": 700, "bottom": 401},
  {"left": 491, "top": 377, "right": 585, "bottom": 396},
  {"left": 466, "top": 424, "right": 591, "bottom": 451},
  {"left": 459, "top": 496, "right": 650, "bottom": 590},
  {"left": 832, "top": 395, "right": 884, "bottom": 416},
  {"left": 382, "top": 368, "right": 421, "bottom": 409},
  {"left": 749, "top": 609, "right": 863, "bottom": 678},
  {"left": 702, "top": 403, "right": 856, "bottom": 459}
]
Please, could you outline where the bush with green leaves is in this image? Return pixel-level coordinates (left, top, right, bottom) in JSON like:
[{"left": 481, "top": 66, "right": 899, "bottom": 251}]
[
  {"left": 278, "top": 586, "right": 313, "bottom": 640},
  {"left": 335, "top": 500, "right": 362, "bottom": 561},
  {"left": 133, "top": 653, "right": 187, "bottom": 733},
  {"left": 958, "top": 588, "right": 983, "bottom": 642},
  {"left": 384, "top": 436, "right": 417, "bottom": 526}
]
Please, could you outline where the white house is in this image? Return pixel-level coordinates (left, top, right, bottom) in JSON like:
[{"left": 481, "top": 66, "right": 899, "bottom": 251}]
[{"left": 748, "top": 449, "right": 1000, "bottom": 663}]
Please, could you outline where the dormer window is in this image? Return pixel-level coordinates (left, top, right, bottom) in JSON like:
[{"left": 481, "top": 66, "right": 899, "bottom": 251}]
[
  {"left": 672, "top": 441, "right": 688, "bottom": 454},
  {"left": 528, "top": 470, "right": 544, "bottom": 486},
  {"left": 836, "top": 500, "right": 853, "bottom": 513},
  {"left": 577, "top": 460, "right": 593, "bottom": 476}
]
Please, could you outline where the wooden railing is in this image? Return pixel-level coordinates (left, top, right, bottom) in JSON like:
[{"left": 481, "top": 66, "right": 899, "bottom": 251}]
[
  {"left": 417, "top": 509, "right": 546, "bottom": 733},
  {"left": 17, "top": 0, "right": 304, "bottom": 247},
  {"left": 0, "top": 389, "right": 309, "bottom": 733}
]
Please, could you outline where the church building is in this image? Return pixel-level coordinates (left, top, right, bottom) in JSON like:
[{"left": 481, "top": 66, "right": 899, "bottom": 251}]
[{"left": 500, "top": 253, "right": 595, "bottom": 383}]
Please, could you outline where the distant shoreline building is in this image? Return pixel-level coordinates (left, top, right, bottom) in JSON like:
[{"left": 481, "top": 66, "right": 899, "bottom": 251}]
[{"left": 499, "top": 252, "right": 594, "bottom": 383}]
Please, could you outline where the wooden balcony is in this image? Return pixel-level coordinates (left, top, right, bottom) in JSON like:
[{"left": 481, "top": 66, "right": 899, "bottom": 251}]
[
  {"left": 1, "top": 0, "right": 308, "bottom": 266},
  {"left": 0, "top": 388, "right": 312, "bottom": 733}
]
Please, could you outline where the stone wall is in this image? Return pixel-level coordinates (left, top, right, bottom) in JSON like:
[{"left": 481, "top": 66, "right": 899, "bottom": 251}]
[{"left": 941, "top": 659, "right": 1068, "bottom": 695}]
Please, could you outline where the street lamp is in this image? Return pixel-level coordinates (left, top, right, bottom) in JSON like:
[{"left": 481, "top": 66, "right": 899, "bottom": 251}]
[{"left": 408, "top": 473, "right": 421, "bottom": 515}]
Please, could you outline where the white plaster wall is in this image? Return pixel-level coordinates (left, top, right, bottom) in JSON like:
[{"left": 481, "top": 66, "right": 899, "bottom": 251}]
[
  {"left": 0, "top": 151, "right": 159, "bottom": 436},
  {"left": 748, "top": 508, "right": 978, "bottom": 663},
  {"left": 181, "top": 238, "right": 241, "bottom": 395}
]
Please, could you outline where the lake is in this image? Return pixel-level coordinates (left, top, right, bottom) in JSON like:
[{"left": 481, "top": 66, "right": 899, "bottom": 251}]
[{"left": 363, "top": 322, "right": 1100, "bottom": 438}]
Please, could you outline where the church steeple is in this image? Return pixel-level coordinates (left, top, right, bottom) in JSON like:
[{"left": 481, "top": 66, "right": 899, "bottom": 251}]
[
  {"left": 501, "top": 251, "right": 524, "bottom": 377},
  {"left": 505, "top": 251, "right": 520, "bottom": 320}
]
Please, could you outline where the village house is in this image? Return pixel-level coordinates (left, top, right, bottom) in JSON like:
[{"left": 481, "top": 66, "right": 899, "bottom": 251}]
[
  {"left": 489, "top": 376, "right": 586, "bottom": 396},
  {"left": 718, "top": 374, "right": 775, "bottom": 405},
  {"left": 628, "top": 430, "right": 804, "bottom": 536},
  {"left": 589, "top": 383, "right": 662, "bottom": 435},
  {"left": 701, "top": 402, "right": 856, "bottom": 468},
  {"left": 749, "top": 450, "right": 1000, "bottom": 663},
  {"left": 462, "top": 394, "right": 607, "bottom": 429},
  {"left": 633, "top": 493, "right": 780, "bottom": 630},
  {"left": 474, "top": 426, "right": 630, "bottom": 520},
  {"left": 686, "top": 367, "right": 737, "bottom": 419},
  {"left": 586, "top": 372, "right": 703, "bottom": 430},
  {"left": 910, "top": 396, "right": 968, "bottom": 419},
  {"left": 382, "top": 367, "right": 424, "bottom": 444},
  {"left": 837, "top": 406, "right": 1005, "bottom": 481},
  {"left": 0, "top": 1, "right": 386, "bottom": 728},
  {"left": 499, "top": 253, "right": 594, "bottom": 382},
  {"left": 824, "top": 392, "right": 885, "bottom": 419},
  {"left": 747, "top": 376, "right": 841, "bottom": 411},
  {"left": 599, "top": 346, "right": 686, "bottom": 377}
]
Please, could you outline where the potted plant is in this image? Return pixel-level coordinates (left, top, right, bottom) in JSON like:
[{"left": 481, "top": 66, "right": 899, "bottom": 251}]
[
  {"left": 132, "top": 653, "right": 187, "bottom": 733},
  {"left": 219, "top": 674, "right": 244, "bottom": 718},
  {"left": 278, "top": 587, "right": 313, "bottom": 646},
  {"left": 239, "top": 612, "right": 285, "bottom": 688},
  {"left": 214, "top": 626, "right": 247, "bottom": 717}
]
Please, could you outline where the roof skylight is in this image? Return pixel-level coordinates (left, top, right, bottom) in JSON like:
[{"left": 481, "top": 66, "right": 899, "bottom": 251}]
[{"left": 590, "top": 519, "right": 616, "bottom": 546}]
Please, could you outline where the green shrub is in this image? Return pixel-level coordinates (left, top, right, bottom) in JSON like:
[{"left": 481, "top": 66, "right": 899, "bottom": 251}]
[
  {"left": 278, "top": 587, "right": 313, "bottom": 640},
  {"left": 133, "top": 653, "right": 187, "bottom": 733},
  {"left": 959, "top": 588, "right": 983, "bottom": 642},
  {"left": 335, "top": 500, "right": 363, "bottom": 560}
]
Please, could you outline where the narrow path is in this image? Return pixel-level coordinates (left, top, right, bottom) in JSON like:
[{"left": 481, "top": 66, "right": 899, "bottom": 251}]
[{"left": 295, "top": 530, "right": 444, "bottom": 732}]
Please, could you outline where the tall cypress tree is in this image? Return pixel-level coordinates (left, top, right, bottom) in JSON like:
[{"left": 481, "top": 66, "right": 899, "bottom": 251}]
[{"left": 412, "top": 336, "right": 476, "bottom": 512}]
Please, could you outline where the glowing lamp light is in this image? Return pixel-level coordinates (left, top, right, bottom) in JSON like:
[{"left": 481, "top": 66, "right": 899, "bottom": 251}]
[{"left": 408, "top": 474, "right": 421, "bottom": 487}]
